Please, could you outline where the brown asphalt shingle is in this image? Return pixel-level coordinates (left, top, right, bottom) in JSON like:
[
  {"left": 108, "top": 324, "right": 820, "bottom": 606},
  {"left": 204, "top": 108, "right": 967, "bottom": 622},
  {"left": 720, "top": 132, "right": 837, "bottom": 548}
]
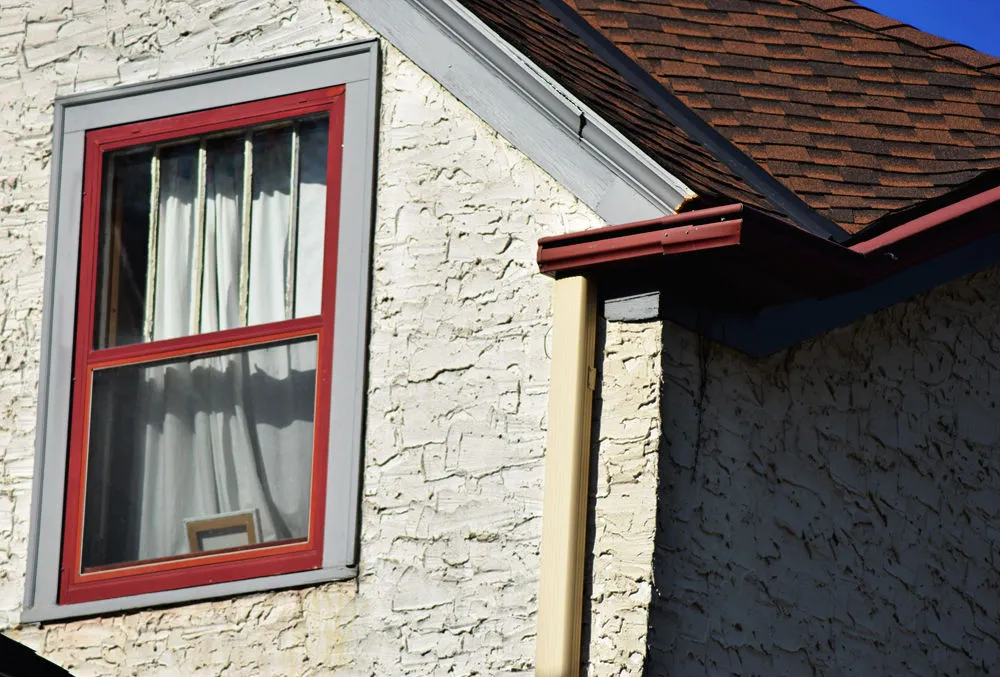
[
  {"left": 456, "top": 0, "right": 779, "bottom": 216},
  {"left": 457, "top": 0, "right": 1000, "bottom": 234}
]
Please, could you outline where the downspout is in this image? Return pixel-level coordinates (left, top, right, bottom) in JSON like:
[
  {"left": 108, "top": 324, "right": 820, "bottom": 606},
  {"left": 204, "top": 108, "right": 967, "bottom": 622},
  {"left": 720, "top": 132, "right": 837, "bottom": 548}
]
[
  {"left": 536, "top": 275, "right": 598, "bottom": 677},
  {"left": 532, "top": 184, "right": 1000, "bottom": 675}
]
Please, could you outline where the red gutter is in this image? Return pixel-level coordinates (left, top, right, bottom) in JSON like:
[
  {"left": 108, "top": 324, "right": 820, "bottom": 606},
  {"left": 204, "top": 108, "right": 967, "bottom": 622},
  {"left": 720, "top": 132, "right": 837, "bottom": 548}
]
[
  {"left": 537, "top": 204, "right": 743, "bottom": 275},
  {"left": 850, "top": 184, "right": 1000, "bottom": 255},
  {"left": 536, "top": 185, "right": 1000, "bottom": 309},
  {"left": 537, "top": 220, "right": 742, "bottom": 274}
]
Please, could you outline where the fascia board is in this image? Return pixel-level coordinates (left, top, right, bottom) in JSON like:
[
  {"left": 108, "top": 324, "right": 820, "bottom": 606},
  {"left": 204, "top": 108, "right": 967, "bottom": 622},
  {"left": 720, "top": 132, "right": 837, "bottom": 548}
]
[{"left": 342, "top": 0, "right": 694, "bottom": 224}]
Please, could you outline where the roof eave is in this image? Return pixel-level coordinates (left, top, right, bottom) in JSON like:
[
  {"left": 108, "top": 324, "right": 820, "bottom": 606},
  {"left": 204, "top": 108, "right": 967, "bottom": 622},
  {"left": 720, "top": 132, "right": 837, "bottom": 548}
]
[
  {"left": 538, "top": 188, "right": 1000, "bottom": 354},
  {"left": 342, "top": 0, "right": 695, "bottom": 223},
  {"left": 538, "top": 0, "right": 850, "bottom": 243}
]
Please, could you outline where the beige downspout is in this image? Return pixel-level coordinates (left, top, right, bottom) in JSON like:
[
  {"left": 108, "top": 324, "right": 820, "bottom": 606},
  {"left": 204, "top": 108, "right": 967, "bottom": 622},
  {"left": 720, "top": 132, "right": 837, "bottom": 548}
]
[{"left": 536, "top": 275, "right": 598, "bottom": 677}]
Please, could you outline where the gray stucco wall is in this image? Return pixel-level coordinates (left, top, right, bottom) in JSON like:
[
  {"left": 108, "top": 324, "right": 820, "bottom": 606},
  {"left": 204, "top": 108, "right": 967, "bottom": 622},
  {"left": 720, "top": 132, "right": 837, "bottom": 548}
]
[{"left": 645, "top": 265, "right": 1000, "bottom": 675}]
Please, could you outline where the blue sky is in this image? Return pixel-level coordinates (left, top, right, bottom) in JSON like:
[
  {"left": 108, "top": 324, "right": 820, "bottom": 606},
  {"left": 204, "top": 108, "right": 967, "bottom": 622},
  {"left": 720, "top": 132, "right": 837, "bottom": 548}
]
[{"left": 856, "top": 0, "right": 1000, "bottom": 57}]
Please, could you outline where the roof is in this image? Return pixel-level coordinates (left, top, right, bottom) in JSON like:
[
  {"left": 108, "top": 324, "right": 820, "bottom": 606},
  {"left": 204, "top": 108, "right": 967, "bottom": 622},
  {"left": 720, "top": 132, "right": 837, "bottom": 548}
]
[
  {"left": 457, "top": 0, "right": 781, "bottom": 218},
  {"left": 536, "top": 185, "right": 1000, "bottom": 354},
  {"left": 457, "top": 0, "right": 1000, "bottom": 236}
]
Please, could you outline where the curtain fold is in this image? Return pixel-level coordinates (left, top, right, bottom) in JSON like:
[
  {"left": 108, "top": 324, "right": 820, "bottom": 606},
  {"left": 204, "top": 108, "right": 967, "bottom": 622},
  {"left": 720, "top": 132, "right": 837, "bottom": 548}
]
[
  {"left": 133, "top": 136, "right": 316, "bottom": 562},
  {"left": 295, "top": 120, "right": 328, "bottom": 318}
]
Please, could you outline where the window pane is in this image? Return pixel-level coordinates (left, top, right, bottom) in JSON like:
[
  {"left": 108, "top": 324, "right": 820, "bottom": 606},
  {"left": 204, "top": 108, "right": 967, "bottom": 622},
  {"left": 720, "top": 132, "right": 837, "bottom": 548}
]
[
  {"left": 92, "top": 115, "right": 329, "bottom": 349},
  {"left": 153, "top": 142, "right": 201, "bottom": 342},
  {"left": 201, "top": 136, "right": 246, "bottom": 333},
  {"left": 294, "top": 118, "right": 329, "bottom": 318},
  {"left": 81, "top": 337, "right": 317, "bottom": 570},
  {"left": 249, "top": 127, "right": 293, "bottom": 326},
  {"left": 93, "top": 148, "right": 153, "bottom": 349}
]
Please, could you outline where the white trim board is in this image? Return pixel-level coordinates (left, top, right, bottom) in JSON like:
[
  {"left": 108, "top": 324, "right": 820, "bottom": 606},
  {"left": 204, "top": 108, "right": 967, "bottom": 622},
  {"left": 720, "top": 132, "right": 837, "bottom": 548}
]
[{"left": 343, "top": 0, "right": 693, "bottom": 224}]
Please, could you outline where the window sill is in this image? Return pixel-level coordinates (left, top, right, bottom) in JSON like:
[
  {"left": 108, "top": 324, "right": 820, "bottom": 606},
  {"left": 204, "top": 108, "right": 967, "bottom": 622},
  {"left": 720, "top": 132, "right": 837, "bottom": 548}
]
[{"left": 21, "top": 564, "right": 357, "bottom": 624}]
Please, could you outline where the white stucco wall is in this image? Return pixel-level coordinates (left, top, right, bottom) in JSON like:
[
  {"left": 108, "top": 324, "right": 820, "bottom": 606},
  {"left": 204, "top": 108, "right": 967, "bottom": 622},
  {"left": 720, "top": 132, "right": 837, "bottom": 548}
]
[
  {"left": 0, "top": 1, "right": 614, "bottom": 674},
  {"left": 585, "top": 321, "right": 661, "bottom": 676},
  {"left": 6, "top": 2, "right": 995, "bottom": 676}
]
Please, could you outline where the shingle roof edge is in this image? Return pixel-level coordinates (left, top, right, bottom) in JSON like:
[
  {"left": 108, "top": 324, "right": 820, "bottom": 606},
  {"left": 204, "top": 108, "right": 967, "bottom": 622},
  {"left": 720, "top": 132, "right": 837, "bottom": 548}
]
[
  {"left": 541, "top": 0, "right": 851, "bottom": 242},
  {"left": 795, "top": 0, "right": 1000, "bottom": 74},
  {"left": 343, "top": 0, "right": 696, "bottom": 223}
]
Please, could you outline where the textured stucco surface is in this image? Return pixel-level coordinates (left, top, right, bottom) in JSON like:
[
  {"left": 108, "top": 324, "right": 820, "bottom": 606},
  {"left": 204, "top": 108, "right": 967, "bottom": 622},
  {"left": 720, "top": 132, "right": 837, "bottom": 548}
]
[
  {"left": 646, "top": 266, "right": 1000, "bottom": 676},
  {"left": 585, "top": 321, "right": 661, "bottom": 676},
  {"left": 0, "top": 0, "right": 609, "bottom": 674},
  {"left": 3, "top": 0, "right": 998, "bottom": 675}
]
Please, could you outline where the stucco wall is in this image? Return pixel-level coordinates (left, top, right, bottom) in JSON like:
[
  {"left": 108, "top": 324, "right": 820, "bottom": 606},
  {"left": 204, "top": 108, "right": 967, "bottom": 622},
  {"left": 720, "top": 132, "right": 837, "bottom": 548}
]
[
  {"left": 646, "top": 266, "right": 1000, "bottom": 675},
  {"left": 8, "top": 2, "right": 994, "bottom": 676},
  {"left": 0, "top": 1, "right": 610, "bottom": 674},
  {"left": 585, "top": 321, "right": 661, "bottom": 676}
]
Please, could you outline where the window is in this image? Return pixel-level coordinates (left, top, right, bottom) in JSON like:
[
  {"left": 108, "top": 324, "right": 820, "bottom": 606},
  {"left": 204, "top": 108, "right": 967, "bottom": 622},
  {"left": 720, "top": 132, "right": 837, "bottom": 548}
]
[
  {"left": 24, "top": 41, "right": 378, "bottom": 620},
  {"left": 65, "top": 90, "right": 339, "bottom": 604}
]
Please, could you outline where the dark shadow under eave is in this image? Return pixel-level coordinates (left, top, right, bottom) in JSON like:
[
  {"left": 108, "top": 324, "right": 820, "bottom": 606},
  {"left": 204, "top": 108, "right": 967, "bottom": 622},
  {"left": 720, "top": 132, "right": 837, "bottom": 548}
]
[{"left": 541, "top": 197, "right": 1000, "bottom": 357}]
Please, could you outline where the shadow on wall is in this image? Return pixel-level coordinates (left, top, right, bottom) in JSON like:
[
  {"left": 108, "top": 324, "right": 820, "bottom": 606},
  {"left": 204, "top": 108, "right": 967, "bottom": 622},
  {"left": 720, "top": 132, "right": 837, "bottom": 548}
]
[
  {"left": 581, "top": 319, "right": 607, "bottom": 673},
  {"left": 643, "top": 266, "right": 1000, "bottom": 676}
]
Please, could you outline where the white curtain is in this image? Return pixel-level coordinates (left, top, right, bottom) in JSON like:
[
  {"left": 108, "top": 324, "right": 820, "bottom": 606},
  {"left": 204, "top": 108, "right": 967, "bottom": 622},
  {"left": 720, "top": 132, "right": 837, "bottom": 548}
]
[{"left": 134, "top": 130, "right": 324, "bottom": 561}]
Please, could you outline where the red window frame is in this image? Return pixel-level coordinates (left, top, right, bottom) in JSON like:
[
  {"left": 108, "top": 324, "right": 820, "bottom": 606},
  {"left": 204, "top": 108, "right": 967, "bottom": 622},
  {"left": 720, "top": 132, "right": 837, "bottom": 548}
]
[{"left": 59, "top": 86, "right": 346, "bottom": 605}]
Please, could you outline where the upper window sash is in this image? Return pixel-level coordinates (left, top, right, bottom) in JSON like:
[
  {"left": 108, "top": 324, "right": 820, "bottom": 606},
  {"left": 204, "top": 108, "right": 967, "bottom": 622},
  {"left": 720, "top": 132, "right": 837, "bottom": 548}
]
[{"left": 83, "top": 88, "right": 342, "bottom": 352}]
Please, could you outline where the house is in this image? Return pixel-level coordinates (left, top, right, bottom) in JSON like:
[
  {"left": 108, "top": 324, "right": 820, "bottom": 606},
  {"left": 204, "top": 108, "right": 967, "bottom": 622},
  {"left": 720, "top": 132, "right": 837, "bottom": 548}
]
[{"left": 0, "top": 0, "right": 998, "bottom": 675}]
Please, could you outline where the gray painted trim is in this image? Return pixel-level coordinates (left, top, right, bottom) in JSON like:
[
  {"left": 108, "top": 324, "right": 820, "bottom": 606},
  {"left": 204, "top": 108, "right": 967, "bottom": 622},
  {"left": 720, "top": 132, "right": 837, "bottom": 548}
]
[
  {"left": 25, "top": 40, "right": 377, "bottom": 623},
  {"left": 21, "top": 566, "right": 357, "bottom": 624},
  {"left": 56, "top": 39, "right": 378, "bottom": 108},
  {"left": 23, "top": 101, "right": 66, "bottom": 612},
  {"left": 342, "top": 0, "right": 693, "bottom": 224},
  {"left": 323, "top": 55, "right": 380, "bottom": 567},
  {"left": 30, "top": 129, "right": 87, "bottom": 615},
  {"left": 64, "top": 50, "right": 373, "bottom": 133},
  {"left": 604, "top": 292, "right": 660, "bottom": 322}
]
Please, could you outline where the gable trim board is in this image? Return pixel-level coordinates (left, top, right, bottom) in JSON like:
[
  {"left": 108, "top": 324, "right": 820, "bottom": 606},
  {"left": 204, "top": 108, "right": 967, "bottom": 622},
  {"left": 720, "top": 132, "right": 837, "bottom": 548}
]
[{"left": 341, "top": 0, "right": 694, "bottom": 225}]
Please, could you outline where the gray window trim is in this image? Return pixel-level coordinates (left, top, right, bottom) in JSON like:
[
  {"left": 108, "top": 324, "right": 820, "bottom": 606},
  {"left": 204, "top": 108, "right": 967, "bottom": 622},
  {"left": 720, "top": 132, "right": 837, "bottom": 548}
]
[{"left": 23, "top": 38, "right": 379, "bottom": 624}]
